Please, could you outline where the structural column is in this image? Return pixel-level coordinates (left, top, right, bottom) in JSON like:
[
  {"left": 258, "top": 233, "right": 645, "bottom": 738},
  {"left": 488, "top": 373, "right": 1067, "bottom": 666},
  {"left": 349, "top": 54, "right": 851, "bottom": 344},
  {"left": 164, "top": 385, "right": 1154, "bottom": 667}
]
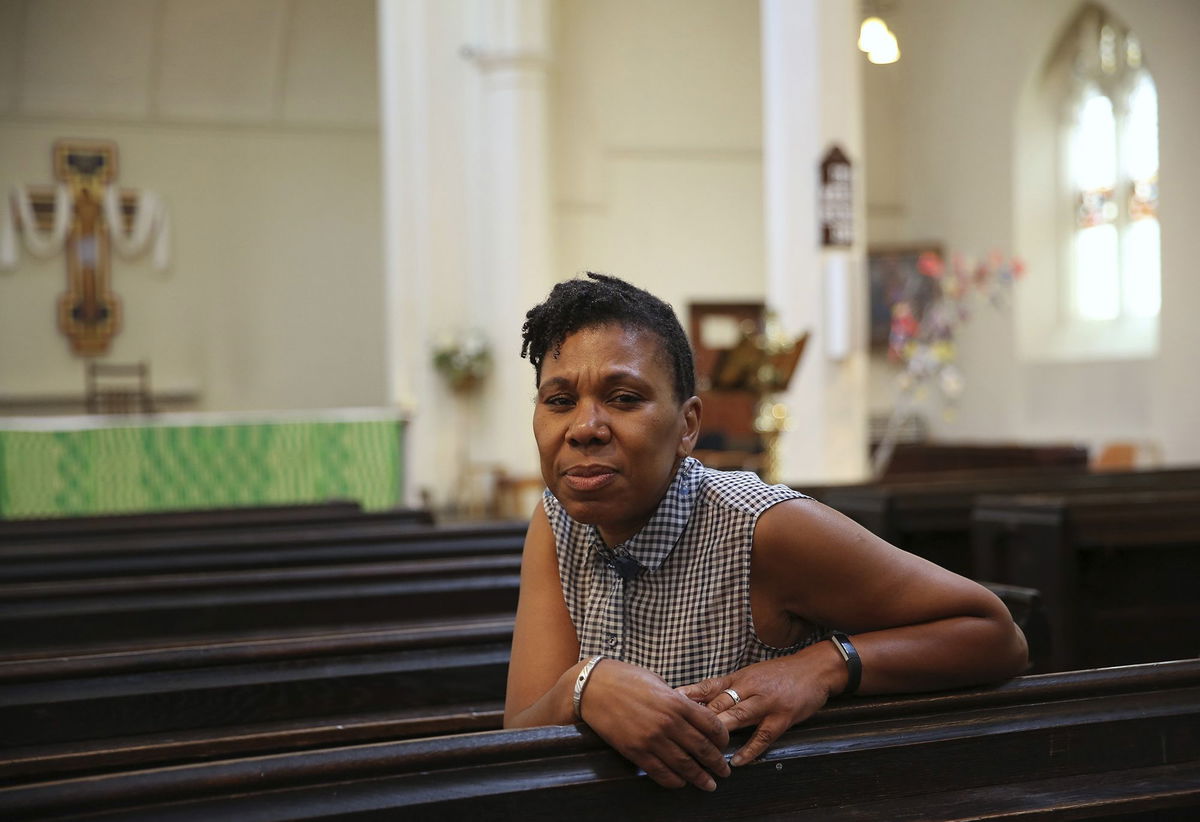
[
  {"left": 378, "top": 0, "right": 551, "bottom": 508},
  {"left": 379, "top": 0, "right": 436, "bottom": 507},
  {"left": 761, "top": 0, "right": 869, "bottom": 483},
  {"left": 466, "top": 0, "right": 553, "bottom": 487}
]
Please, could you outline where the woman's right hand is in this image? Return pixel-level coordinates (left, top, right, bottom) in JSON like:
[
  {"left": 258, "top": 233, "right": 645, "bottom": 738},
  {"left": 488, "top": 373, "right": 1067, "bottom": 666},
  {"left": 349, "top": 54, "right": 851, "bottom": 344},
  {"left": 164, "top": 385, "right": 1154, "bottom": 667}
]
[{"left": 579, "top": 659, "right": 732, "bottom": 791}]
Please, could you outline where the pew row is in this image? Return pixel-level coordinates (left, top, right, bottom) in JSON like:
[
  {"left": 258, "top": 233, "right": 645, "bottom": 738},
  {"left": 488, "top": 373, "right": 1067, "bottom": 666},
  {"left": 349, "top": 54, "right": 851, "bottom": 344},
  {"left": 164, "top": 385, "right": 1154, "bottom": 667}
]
[
  {"left": 877, "top": 441, "right": 1091, "bottom": 478},
  {"left": 0, "top": 620, "right": 512, "bottom": 748},
  {"left": 0, "top": 500, "right": 381, "bottom": 542},
  {"left": 0, "top": 520, "right": 528, "bottom": 583},
  {"left": 0, "top": 616, "right": 513, "bottom": 784},
  {"left": 2, "top": 659, "right": 1196, "bottom": 821},
  {"left": 814, "top": 465, "right": 1200, "bottom": 578},
  {"left": 0, "top": 583, "right": 1046, "bottom": 781},
  {"left": 972, "top": 487, "right": 1200, "bottom": 672},
  {"left": 0, "top": 543, "right": 1045, "bottom": 666},
  {"left": 0, "top": 555, "right": 521, "bottom": 651},
  {"left": 2, "top": 700, "right": 507, "bottom": 788}
]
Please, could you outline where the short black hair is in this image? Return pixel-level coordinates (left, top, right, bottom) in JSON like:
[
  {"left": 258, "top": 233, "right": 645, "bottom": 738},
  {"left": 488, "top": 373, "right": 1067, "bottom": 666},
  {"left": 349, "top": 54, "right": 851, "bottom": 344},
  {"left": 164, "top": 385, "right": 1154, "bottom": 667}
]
[{"left": 521, "top": 272, "right": 696, "bottom": 403}]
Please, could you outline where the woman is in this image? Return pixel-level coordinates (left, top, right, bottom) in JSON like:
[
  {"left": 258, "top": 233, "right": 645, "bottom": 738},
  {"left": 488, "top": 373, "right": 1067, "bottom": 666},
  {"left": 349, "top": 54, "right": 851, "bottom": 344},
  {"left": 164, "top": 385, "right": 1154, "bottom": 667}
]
[{"left": 504, "top": 273, "right": 1028, "bottom": 792}]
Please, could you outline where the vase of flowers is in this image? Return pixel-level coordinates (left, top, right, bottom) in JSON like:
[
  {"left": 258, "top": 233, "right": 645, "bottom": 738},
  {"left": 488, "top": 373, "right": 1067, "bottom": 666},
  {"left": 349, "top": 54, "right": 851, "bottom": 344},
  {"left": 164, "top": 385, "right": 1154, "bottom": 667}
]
[
  {"left": 432, "top": 330, "right": 492, "bottom": 393},
  {"left": 874, "top": 250, "right": 1025, "bottom": 476}
]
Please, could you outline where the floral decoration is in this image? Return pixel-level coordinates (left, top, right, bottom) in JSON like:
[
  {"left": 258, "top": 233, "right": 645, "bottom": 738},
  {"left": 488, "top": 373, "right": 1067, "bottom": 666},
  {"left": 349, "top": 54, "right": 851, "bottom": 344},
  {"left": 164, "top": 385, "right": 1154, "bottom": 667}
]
[
  {"left": 888, "top": 249, "right": 1025, "bottom": 404},
  {"left": 432, "top": 329, "right": 492, "bottom": 392},
  {"left": 874, "top": 249, "right": 1026, "bottom": 475}
]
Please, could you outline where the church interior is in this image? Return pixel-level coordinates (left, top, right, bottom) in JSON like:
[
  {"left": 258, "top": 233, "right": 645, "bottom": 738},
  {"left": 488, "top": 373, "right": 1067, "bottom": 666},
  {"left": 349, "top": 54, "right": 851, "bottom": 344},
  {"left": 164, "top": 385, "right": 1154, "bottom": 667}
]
[{"left": 1, "top": 1, "right": 1199, "bottom": 817}]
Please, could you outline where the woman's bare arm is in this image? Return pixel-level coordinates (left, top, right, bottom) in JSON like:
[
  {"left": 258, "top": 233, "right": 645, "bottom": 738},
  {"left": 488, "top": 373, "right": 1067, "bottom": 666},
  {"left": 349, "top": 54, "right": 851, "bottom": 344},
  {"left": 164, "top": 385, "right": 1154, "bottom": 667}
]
[
  {"left": 503, "top": 504, "right": 582, "bottom": 727},
  {"left": 679, "top": 497, "right": 1028, "bottom": 765},
  {"left": 755, "top": 498, "right": 1029, "bottom": 691}
]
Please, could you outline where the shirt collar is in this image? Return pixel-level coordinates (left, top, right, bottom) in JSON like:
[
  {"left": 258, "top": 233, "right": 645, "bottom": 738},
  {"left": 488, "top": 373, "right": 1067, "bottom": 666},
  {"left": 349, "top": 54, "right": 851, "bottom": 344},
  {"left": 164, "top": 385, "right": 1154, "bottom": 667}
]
[{"left": 591, "top": 456, "right": 704, "bottom": 576}]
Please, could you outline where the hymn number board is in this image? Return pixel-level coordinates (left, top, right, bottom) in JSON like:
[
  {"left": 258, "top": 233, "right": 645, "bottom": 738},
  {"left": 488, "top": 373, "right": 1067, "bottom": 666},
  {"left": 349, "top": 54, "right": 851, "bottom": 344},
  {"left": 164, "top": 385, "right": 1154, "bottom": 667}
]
[{"left": 819, "top": 145, "right": 853, "bottom": 248}]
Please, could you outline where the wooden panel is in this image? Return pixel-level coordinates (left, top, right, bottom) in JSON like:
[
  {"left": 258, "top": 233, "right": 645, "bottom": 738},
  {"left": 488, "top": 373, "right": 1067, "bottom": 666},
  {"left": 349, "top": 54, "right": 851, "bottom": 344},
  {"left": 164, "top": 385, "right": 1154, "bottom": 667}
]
[
  {"left": 972, "top": 488, "right": 1200, "bottom": 672},
  {"left": 0, "top": 501, "right": 368, "bottom": 540},
  {"left": 0, "top": 520, "right": 527, "bottom": 583},
  {"left": 0, "top": 637, "right": 511, "bottom": 748},
  {"left": 1, "top": 660, "right": 1195, "bottom": 820},
  {"left": 821, "top": 465, "right": 1200, "bottom": 578},
  {"left": 880, "top": 441, "right": 1090, "bottom": 478}
]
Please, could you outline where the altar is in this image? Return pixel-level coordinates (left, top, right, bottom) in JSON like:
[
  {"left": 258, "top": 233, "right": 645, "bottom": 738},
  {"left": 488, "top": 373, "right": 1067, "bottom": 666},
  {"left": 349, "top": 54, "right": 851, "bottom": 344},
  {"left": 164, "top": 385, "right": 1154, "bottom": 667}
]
[{"left": 0, "top": 408, "right": 406, "bottom": 518}]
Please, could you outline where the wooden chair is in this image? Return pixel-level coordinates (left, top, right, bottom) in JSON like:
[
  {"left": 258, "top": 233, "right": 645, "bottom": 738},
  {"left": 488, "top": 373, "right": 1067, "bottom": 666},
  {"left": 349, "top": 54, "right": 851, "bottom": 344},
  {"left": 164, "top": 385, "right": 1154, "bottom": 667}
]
[
  {"left": 84, "top": 361, "right": 155, "bottom": 414},
  {"left": 1092, "top": 439, "right": 1162, "bottom": 471},
  {"left": 492, "top": 468, "right": 545, "bottom": 520}
]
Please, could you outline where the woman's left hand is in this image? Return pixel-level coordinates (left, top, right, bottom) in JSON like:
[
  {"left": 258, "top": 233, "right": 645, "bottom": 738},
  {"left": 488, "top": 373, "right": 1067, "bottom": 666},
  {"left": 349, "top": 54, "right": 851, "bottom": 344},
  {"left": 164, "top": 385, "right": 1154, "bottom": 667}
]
[{"left": 675, "top": 642, "right": 844, "bottom": 767}]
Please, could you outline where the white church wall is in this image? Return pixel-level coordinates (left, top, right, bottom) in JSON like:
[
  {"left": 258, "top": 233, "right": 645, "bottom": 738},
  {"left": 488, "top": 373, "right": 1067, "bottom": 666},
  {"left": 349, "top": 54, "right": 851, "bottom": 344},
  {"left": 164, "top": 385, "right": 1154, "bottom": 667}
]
[
  {"left": 379, "top": 0, "right": 556, "bottom": 510},
  {"left": 551, "top": 0, "right": 767, "bottom": 311},
  {"left": 551, "top": 0, "right": 869, "bottom": 484},
  {"left": 864, "top": 0, "right": 1200, "bottom": 464},
  {"left": 0, "top": 0, "right": 386, "bottom": 414},
  {"left": 1141, "top": 1, "right": 1200, "bottom": 464}
]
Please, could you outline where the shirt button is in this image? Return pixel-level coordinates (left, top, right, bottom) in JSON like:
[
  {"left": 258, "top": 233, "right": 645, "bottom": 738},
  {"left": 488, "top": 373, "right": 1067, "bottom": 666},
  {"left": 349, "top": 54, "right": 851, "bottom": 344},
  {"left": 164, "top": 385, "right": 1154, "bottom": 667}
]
[{"left": 606, "top": 635, "right": 618, "bottom": 648}]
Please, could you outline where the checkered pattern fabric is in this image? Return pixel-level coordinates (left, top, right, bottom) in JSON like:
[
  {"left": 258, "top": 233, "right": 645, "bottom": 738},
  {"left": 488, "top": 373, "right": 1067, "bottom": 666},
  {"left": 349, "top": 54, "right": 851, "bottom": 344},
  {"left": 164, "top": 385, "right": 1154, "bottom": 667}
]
[{"left": 545, "top": 456, "right": 824, "bottom": 688}]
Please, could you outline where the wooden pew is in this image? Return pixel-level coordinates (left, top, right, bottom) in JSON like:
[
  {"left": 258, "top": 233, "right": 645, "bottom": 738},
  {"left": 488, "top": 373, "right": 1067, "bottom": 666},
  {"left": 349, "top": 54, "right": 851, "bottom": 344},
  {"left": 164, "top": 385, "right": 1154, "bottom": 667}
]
[
  {"left": 0, "top": 562, "right": 1047, "bottom": 780},
  {"left": 2, "top": 699, "right": 507, "bottom": 788},
  {"left": 816, "top": 466, "right": 1200, "bottom": 577},
  {"left": 0, "top": 554, "right": 523, "bottom": 651},
  {"left": 0, "top": 500, "right": 380, "bottom": 542},
  {"left": 0, "top": 615, "right": 513, "bottom": 755},
  {"left": 0, "top": 536, "right": 1047, "bottom": 668},
  {"left": 2, "top": 659, "right": 1196, "bottom": 820},
  {"left": 972, "top": 487, "right": 1200, "bottom": 673},
  {"left": 0, "top": 581, "right": 1047, "bottom": 785},
  {"left": 0, "top": 519, "right": 528, "bottom": 583},
  {"left": 877, "top": 440, "right": 1090, "bottom": 478}
]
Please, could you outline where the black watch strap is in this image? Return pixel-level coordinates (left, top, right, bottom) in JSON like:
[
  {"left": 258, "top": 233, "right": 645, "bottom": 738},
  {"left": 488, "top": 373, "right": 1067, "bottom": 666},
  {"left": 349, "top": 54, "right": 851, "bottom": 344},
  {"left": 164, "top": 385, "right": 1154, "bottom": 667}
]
[{"left": 830, "top": 632, "right": 862, "bottom": 696}]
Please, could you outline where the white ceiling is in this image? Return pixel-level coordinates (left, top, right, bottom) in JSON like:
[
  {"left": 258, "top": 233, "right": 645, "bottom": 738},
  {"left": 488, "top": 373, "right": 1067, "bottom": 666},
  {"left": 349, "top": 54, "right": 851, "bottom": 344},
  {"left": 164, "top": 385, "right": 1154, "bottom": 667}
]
[{"left": 1, "top": 0, "right": 379, "bottom": 127}]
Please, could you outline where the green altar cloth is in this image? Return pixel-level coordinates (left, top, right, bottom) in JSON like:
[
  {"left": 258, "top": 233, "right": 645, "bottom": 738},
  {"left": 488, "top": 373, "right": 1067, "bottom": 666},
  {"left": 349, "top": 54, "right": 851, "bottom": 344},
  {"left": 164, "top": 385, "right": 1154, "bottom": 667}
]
[{"left": 0, "top": 409, "right": 406, "bottom": 518}]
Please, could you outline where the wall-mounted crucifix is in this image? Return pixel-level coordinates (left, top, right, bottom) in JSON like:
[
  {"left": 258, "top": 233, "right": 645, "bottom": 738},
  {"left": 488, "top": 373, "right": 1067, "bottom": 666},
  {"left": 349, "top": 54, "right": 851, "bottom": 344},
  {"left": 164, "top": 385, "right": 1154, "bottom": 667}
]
[{"left": 1, "top": 139, "right": 170, "bottom": 356}]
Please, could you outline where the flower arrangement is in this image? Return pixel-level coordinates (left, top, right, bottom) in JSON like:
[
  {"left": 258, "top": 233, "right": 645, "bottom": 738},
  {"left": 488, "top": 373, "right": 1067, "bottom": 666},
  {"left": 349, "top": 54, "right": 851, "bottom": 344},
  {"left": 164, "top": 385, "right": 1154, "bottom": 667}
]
[
  {"left": 888, "top": 250, "right": 1025, "bottom": 400},
  {"left": 431, "top": 329, "right": 492, "bottom": 392},
  {"left": 875, "top": 249, "right": 1025, "bottom": 474}
]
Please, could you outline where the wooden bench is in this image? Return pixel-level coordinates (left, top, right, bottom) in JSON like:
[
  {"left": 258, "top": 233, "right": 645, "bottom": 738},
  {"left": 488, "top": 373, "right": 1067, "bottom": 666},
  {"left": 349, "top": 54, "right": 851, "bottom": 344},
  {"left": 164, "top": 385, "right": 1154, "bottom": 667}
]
[
  {"left": 0, "top": 583, "right": 1049, "bottom": 786},
  {"left": 2, "top": 700, "right": 507, "bottom": 788},
  {"left": 2, "top": 659, "right": 1195, "bottom": 820},
  {"left": 877, "top": 441, "right": 1090, "bottom": 478},
  {"left": 0, "top": 615, "right": 514, "bottom": 754},
  {"left": 816, "top": 466, "right": 1200, "bottom": 578},
  {"left": 0, "top": 572, "right": 1047, "bottom": 781},
  {"left": 972, "top": 487, "right": 1200, "bottom": 673},
  {"left": 0, "top": 519, "right": 528, "bottom": 583},
  {"left": 0, "top": 554, "right": 523, "bottom": 651},
  {"left": 0, "top": 533, "right": 1048, "bottom": 669},
  {"left": 0, "top": 500, "right": 381, "bottom": 542}
]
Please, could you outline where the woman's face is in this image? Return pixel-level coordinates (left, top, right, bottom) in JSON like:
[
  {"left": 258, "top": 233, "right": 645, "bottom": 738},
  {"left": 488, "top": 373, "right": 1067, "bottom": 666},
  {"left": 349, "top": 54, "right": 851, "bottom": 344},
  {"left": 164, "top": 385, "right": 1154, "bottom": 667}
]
[{"left": 534, "top": 323, "right": 700, "bottom": 547}]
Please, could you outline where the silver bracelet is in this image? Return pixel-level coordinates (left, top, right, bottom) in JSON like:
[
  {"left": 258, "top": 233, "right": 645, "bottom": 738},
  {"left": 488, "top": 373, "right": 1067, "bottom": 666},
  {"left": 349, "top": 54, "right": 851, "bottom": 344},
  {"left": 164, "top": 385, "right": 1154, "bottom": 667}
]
[{"left": 572, "top": 654, "right": 605, "bottom": 721}]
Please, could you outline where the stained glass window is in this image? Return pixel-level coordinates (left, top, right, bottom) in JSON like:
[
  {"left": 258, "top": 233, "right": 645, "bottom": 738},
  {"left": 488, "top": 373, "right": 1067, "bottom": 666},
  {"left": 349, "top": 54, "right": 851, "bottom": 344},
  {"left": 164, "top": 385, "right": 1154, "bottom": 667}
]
[{"left": 1062, "top": 13, "right": 1160, "bottom": 325}]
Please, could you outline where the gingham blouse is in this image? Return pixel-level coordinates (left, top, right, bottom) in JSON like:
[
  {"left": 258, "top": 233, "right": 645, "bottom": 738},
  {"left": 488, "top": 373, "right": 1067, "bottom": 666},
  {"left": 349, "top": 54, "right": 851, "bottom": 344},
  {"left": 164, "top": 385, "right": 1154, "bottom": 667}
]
[{"left": 544, "top": 456, "right": 823, "bottom": 688}]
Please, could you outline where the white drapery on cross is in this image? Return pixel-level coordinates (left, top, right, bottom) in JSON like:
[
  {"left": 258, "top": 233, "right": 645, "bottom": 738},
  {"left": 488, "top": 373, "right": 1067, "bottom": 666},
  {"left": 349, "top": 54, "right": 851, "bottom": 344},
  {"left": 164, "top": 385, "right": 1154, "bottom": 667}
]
[{"left": 0, "top": 185, "right": 171, "bottom": 272}]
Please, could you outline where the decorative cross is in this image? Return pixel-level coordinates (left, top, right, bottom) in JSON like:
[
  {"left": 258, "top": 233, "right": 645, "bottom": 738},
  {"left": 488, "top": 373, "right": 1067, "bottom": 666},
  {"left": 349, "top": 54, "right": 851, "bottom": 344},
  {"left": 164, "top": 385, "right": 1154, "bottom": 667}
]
[{"left": 1, "top": 139, "right": 170, "bottom": 356}]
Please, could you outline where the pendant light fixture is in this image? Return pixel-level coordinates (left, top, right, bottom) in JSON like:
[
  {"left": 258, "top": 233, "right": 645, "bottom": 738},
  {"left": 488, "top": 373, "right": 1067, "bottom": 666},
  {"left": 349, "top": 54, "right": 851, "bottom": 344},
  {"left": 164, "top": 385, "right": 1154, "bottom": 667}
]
[{"left": 859, "top": 2, "right": 900, "bottom": 64}]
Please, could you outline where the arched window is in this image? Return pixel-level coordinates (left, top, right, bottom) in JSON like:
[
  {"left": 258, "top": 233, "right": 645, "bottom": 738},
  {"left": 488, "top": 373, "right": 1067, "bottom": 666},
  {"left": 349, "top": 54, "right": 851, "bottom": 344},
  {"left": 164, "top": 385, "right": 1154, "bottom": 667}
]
[
  {"left": 1064, "top": 11, "right": 1159, "bottom": 323},
  {"left": 1015, "top": 4, "right": 1160, "bottom": 360}
]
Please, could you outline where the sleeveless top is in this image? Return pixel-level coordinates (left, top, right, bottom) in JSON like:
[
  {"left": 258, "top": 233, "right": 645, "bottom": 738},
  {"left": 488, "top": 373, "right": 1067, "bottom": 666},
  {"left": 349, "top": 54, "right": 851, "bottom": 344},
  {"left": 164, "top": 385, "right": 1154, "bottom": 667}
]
[{"left": 543, "top": 456, "right": 824, "bottom": 688}]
